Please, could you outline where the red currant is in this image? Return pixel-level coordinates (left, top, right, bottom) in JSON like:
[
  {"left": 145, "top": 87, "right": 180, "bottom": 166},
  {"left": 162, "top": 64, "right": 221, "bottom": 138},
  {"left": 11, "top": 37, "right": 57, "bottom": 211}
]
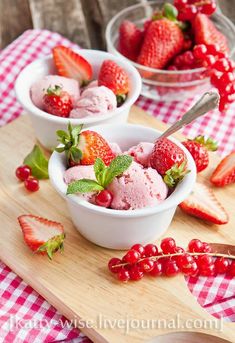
[
  {"left": 227, "top": 261, "right": 235, "bottom": 277},
  {"left": 203, "top": 54, "right": 216, "bottom": 68},
  {"left": 108, "top": 258, "right": 122, "bottom": 273},
  {"left": 181, "top": 261, "right": 198, "bottom": 276},
  {"left": 215, "top": 258, "right": 229, "bottom": 274},
  {"left": 131, "top": 244, "right": 145, "bottom": 257},
  {"left": 210, "top": 72, "right": 221, "bottom": 88},
  {"left": 164, "top": 260, "right": 180, "bottom": 277},
  {"left": 129, "top": 265, "right": 144, "bottom": 281},
  {"left": 201, "top": 242, "right": 212, "bottom": 253},
  {"left": 200, "top": 263, "right": 216, "bottom": 277},
  {"left": 193, "top": 44, "right": 207, "bottom": 60},
  {"left": 15, "top": 165, "right": 32, "bottom": 181},
  {"left": 201, "top": 1, "right": 216, "bottom": 15},
  {"left": 139, "top": 258, "right": 154, "bottom": 273},
  {"left": 172, "top": 246, "right": 185, "bottom": 263},
  {"left": 177, "top": 253, "right": 194, "bottom": 269},
  {"left": 228, "top": 60, "right": 235, "bottom": 72},
  {"left": 144, "top": 244, "right": 158, "bottom": 257},
  {"left": 220, "top": 72, "right": 235, "bottom": 85},
  {"left": 95, "top": 190, "right": 113, "bottom": 208},
  {"left": 197, "top": 254, "right": 213, "bottom": 270},
  {"left": 174, "top": 0, "right": 188, "bottom": 8},
  {"left": 214, "top": 58, "right": 230, "bottom": 72},
  {"left": 118, "top": 268, "right": 130, "bottom": 282},
  {"left": 24, "top": 177, "right": 39, "bottom": 192},
  {"left": 149, "top": 261, "right": 162, "bottom": 276},
  {"left": 178, "top": 4, "right": 197, "bottom": 21},
  {"left": 219, "top": 97, "right": 229, "bottom": 112},
  {"left": 206, "top": 44, "right": 220, "bottom": 55},
  {"left": 124, "top": 249, "right": 140, "bottom": 265},
  {"left": 174, "top": 54, "right": 185, "bottom": 68},
  {"left": 160, "top": 237, "right": 176, "bottom": 254},
  {"left": 167, "top": 65, "right": 178, "bottom": 71},
  {"left": 188, "top": 239, "right": 203, "bottom": 253}
]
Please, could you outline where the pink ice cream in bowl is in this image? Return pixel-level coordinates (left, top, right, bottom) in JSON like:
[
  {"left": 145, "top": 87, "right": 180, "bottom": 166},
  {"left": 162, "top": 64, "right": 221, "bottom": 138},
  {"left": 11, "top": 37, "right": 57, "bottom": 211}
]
[
  {"left": 15, "top": 49, "right": 141, "bottom": 150},
  {"left": 49, "top": 123, "right": 196, "bottom": 250}
]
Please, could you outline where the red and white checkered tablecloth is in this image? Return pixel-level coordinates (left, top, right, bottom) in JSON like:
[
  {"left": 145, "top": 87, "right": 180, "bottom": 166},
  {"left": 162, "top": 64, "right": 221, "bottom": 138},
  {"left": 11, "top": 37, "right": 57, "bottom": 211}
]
[{"left": 0, "top": 30, "right": 234, "bottom": 342}]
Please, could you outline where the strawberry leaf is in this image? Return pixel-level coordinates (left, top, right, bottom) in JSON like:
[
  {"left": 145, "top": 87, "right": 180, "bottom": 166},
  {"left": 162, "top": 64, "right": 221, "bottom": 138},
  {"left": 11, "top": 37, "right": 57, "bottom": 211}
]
[
  {"left": 103, "top": 155, "right": 132, "bottom": 187},
  {"left": 194, "top": 135, "right": 218, "bottom": 152},
  {"left": 23, "top": 145, "right": 49, "bottom": 179},
  {"left": 164, "top": 162, "right": 190, "bottom": 188},
  {"left": 67, "top": 179, "right": 104, "bottom": 195},
  {"left": 163, "top": 3, "right": 178, "bottom": 21}
]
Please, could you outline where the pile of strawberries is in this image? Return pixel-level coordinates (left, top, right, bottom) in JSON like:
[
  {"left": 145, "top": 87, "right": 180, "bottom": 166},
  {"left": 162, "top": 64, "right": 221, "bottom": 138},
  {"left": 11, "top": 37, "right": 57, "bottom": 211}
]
[{"left": 118, "top": 1, "right": 235, "bottom": 112}]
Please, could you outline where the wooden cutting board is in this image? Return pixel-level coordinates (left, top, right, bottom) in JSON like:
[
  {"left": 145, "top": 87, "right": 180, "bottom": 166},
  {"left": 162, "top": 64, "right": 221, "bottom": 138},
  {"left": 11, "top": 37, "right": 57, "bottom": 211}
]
[{"left": 0, "top": 106, "right": 235, "bottom": 343}]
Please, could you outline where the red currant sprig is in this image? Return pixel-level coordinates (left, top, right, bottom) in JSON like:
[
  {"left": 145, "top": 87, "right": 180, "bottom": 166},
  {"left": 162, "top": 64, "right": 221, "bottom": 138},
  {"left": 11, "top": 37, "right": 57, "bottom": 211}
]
[
  {"left": 108, "top": 238, "right": 235, "bottom": 282},
  {"left": 174, "top": 0, "right": 216, "bottom": 21},
  {"left": 15, "top": 165, "right": 40, "bottom": 192}
]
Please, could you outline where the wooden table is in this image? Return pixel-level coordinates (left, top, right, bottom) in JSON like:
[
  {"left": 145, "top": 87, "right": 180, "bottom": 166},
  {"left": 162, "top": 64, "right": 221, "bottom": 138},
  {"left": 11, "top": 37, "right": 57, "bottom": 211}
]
[{"left": 0, "top": 0, "right": 235, "bottom": 50}]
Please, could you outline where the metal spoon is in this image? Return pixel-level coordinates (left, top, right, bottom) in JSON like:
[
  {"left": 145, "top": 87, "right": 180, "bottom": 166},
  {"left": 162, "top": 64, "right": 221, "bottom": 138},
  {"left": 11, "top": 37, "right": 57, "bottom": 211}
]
[{"left": 157, "top": 91, "right": 220, "bottom": 140}]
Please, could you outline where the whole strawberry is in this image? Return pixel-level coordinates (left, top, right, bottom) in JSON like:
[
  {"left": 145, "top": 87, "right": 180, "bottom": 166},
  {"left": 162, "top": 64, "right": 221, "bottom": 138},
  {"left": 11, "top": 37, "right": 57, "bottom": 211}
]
[
  {"left": 137, "top": 4, "right": 184, "bottom": 71},
  {"left": 56, "top": 123, "right": 115, "bottom": 167},
  {"left": 183, "top": 136, "right": 218, "bottom": 173},
  {"left": 150, "top": 138, "right": 188, "bottom": 187},
  {"left": 118, "top": 20, "right": 143, "bottom": 61},
  {"left": 43, "top": 85, "right": 72, "bottom": 117},
  {"left": 98, "top": 60, "right": 129, "bottom": 106}
]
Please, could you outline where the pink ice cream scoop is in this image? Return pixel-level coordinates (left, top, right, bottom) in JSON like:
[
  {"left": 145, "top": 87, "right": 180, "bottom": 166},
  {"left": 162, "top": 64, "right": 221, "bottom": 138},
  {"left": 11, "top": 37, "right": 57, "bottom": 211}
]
[
  {"left": 30, "top": 75, "right": 80, "bottom": 109},
  {"left": 70, "top": 86, "right": 117, "bottom": 118},
  {"left": 127, "top": 142, "right": 154, "bottom": 168},
  {"left": 64, "top": 165, "right": 96, "bottom": 202},
  {"left": 107, "top": 161, "right": 168, "bottom": 210}
]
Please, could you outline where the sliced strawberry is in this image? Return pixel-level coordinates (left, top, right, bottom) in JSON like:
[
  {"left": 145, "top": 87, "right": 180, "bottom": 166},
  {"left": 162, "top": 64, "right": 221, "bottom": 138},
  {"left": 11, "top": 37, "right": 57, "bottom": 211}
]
[
  {"left": 56, "top": 124, "right": 115, "bottom": 167},
  {"left": 193, "top": 14, "right": 229, "bottom": 54},
  {"left": 179, "top": 183, "right": 229, "bottom": 225},
  {"left": 118, "top": 20, "right": 143, "bottom": 61},
  {"left": 52, "top": 46, "right": 93, "bottom": 85},
  {"left": 210, "top": 152, "right": 235, "bottom": 187},
  {"left": 18, "top": 215, "right": 65, "bottom": 259}
]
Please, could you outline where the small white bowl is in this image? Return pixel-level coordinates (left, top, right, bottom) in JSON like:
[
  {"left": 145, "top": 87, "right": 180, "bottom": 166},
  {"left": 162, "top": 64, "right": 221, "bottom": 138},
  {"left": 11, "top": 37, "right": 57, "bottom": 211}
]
[
  {"left": 49, "top": 124, "right": 196, "bottom": 250},
  {"left": 15, "top": 49, "right": 142, "bottom": 150}
]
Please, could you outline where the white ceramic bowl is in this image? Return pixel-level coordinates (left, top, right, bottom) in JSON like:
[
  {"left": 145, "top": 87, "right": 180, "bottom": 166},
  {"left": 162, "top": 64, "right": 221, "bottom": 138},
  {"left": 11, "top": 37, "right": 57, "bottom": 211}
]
[
  {"left": 49, "top": 124, "right": 196, "bottom": 250},
  {"left": 15, "top": 49, "right": 142, "bottom": 150}
]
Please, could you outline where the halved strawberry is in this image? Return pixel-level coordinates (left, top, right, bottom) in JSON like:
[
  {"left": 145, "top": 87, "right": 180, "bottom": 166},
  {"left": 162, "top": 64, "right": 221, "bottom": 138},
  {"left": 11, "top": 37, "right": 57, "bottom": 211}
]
[
  {"left": 52, "top": 46, "right": 93, "bottom": 85},
  {"left": 18, "top": 215, "right": 65, "bottom": 259},
  {"left": 56, "top": 123, "right": 115, "bottom": 167},
  {"left": 179, "top": 183, "right": 229, "bottom": 225},
  {"left": 193, "top": 14, "right": 229, "bottom": 54},
  {"left": 210, "top": 152, "right": 235, "bottom": 187}
]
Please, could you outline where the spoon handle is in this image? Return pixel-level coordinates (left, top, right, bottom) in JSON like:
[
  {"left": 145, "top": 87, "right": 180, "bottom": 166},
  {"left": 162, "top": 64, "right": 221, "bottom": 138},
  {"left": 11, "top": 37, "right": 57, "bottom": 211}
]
[{"left": 157, "top": 91, "right": 220, "bottom": 140}]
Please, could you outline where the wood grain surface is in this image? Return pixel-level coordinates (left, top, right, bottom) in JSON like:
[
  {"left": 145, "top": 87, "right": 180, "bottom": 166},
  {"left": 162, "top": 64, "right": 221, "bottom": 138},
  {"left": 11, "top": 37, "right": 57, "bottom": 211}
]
[
  {"left": 0, "top": 107, "right": 234, "bottom": 343},
  {"left": 1, "top": 0, "right": 235, "bottom": 49}
]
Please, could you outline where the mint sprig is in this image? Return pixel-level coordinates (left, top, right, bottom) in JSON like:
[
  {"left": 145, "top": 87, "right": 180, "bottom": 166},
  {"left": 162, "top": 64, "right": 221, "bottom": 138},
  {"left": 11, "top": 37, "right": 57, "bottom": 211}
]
[
  {"left": 67, "top": 155, "right": 133, "bottom": 195},
  {"left": 23, "top": 145, "right": 49, "bottom": 179}
]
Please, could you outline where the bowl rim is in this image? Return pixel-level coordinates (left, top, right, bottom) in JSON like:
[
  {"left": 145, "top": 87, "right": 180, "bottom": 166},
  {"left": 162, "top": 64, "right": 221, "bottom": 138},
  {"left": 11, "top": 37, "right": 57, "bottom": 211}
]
[
  {"left": 105, "top": 0, "right": 235, "bottom": 75},
  {"left": 14, "top": 49, "right": 142, "bottom": 124},
  {"left": 49, "top": 123, "right": 197, "bottom": 218}
]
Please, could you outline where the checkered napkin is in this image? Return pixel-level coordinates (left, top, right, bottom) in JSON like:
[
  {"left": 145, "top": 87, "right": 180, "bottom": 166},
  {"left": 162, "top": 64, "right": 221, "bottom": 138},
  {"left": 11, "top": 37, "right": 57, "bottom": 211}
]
[{"left": 0, "top": 30, "right": 234, "bottom": 342}]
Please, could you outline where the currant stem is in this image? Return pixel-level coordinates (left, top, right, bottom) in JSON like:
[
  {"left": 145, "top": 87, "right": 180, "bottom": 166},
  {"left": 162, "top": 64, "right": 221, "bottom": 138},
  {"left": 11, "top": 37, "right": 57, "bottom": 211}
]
[{"left": 112, "top": 252, "right": 235, "bottom": 269}]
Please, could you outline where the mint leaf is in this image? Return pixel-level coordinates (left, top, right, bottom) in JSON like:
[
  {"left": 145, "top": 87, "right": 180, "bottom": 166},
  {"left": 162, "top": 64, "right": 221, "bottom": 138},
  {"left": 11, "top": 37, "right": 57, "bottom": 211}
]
[
  {"left": 103, "top": 155, "right": 132, "bottom": 187},
  {"left": 94, "top": 158, "right": 106, "bottom": 185},
  {"left": 67, "top": 179, "right": 104, "bottom": 195},
  {"left": 23, "top": 145, "right": 49, "bottom": 179}
]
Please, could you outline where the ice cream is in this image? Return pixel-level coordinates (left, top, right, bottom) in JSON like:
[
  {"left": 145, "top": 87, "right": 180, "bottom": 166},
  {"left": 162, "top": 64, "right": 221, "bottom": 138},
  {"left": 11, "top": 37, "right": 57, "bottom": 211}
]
[
  {"left": 64, "top": 158, "right": 168, "bottom": 210},
  {"left": 70, "top": 86, "right": 117, "bottom": 118},
  {"left": 127, "top": 142, "right": 154, "bottom": 168},
  {"left": 30, "top": 75, "right": 80, "bottom": 109},
  {"left": 109, "top": 142, "right": 122, "bottom": 156},
  {"left": 107, "top": 161, "right": 168, "bottom": 210},
  {"left": 64, "top": 165, "right": 96, "bottom": 202}
]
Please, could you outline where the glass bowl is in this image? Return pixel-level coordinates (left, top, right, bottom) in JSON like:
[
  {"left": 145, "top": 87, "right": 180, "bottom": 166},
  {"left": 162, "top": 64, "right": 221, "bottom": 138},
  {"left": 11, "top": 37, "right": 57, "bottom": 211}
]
[{"left": 105, "top": 0, "right": 235, "bottom": 101}]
